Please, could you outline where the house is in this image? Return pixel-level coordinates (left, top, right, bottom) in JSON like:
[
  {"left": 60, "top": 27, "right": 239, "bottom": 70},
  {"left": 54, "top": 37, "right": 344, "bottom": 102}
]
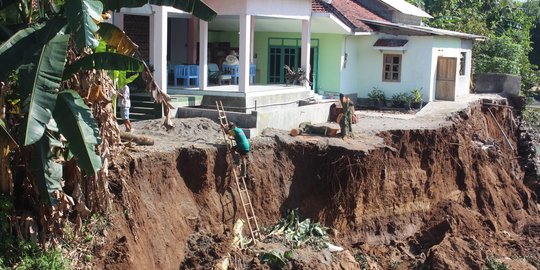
[{"left": 111, "top": 0, "right": 482, "bottom": 129}]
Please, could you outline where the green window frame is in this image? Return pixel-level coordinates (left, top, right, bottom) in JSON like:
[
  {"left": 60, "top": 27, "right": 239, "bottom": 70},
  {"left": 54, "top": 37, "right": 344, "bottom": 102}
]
[{"left": 267, "top": 38, "right": 319, "bottom": 90}]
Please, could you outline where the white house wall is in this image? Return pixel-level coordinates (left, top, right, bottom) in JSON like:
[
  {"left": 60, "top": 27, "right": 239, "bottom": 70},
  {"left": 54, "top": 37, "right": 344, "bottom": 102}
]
[
  {"left": 205, "top": 0, "right": 310, "bottom": 19},
  {"left": 204, "top": 0, "right": 247, "bottom": 15},
  {"left": 341, "top": 35, "right": 434, "bottom": 101},
  {"left": 246, "top": 0, "right": 311, "bottom": 19},
  {"left": 430, "top": 37, "right": 472, "bottom": 100}
]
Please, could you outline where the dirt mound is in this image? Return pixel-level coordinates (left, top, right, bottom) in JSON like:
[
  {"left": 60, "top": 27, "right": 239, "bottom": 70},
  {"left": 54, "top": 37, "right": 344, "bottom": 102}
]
[{"left": 95, "top": 99, "right": 540, "bottom": 269}]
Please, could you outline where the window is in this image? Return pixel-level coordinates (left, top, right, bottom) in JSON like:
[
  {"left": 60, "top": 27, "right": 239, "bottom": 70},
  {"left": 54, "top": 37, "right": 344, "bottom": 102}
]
[
  {"left": 459, "top": 52, "right": 466, "bottom": 76},
  {"left": 382, "top": 54, "right": 401, "bottom": 82}
]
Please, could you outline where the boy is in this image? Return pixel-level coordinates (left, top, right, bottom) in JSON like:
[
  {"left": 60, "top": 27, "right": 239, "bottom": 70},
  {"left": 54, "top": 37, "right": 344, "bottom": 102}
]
[{"left": 118, "top": 85, "right": 132, "bottom": 132}]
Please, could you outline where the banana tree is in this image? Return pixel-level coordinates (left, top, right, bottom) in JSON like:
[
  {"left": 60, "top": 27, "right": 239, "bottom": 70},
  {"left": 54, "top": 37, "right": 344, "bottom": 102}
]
[{"left": 0, "top": 0, "right": 216, "bottom": 204}]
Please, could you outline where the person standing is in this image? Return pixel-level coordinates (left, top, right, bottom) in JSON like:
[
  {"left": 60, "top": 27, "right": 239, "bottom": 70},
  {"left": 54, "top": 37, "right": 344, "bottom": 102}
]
[
  {"left": 118, "top": 84, "right": 132, "bottom": 132},
  {"left": 339, "top": 93, "right": 354, "bottom": 138}
]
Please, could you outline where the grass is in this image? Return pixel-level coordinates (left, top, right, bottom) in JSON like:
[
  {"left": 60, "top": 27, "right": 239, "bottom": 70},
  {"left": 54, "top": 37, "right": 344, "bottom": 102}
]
[{"left": 483, "top": 256, "right": 509, "bottom": 270}]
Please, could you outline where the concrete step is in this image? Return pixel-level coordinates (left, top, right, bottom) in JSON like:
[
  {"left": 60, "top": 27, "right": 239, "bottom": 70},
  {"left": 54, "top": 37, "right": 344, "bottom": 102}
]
[{"left": 130, "top": 106, "right": 158, "bottom": 114}]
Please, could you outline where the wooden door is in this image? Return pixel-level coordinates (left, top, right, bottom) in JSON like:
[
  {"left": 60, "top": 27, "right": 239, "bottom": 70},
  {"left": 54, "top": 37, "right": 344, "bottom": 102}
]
[{"left": 435, "top": 57, "right": 457, "bottom": 101}]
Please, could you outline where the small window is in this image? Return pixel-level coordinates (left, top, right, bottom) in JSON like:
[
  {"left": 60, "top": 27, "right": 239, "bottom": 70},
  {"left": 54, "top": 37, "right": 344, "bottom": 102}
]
[
  {"left": 459, "top": 52, "right": 466, "bottom": 76},
  {"left": 382, "top": 54, "right": 401, "bottom": 82}
]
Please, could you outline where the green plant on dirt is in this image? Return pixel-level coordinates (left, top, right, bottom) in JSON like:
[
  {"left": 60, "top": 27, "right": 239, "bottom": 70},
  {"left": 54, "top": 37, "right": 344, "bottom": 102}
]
[
  {"left": 523, "top": 108, "right": 540, "bottom": 129},
  {"left": 259, "top": 250, "right": 293, "bottom": 269},
  {"left": 391, "top": 92, "right": 410, "bottom": 108},
  {"left": 264, "top": 208, "right": 329, "bottom": 250},
  {"left": 389, "top": 259, "right": 402, "bottom": 270},
  {"left": 0, "top": 1, "right": 215, "bottom": 268},
  {"left": 12, "top": 242, "right": 69, "bottom": 270},
  {"left": 368, "top": 87, "right": 386, "bottom": 106},
  {"left": 353, "top": 250, "right": 370, "bottom": 270},
  {"left": 483, "top": 256, "right": 509, "bottom": 270},
  {"left": 410, "top": 87, "right": 423, "bottom": 103}
]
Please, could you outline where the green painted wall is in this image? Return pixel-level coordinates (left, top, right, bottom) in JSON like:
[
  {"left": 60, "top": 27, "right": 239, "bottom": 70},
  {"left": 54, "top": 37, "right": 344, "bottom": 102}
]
[
  {"left": 209, "top": 31, "right": 344, "bottom": 92},
  {"left": 208, "top": 31, "right": 240, "bottom": 48}
]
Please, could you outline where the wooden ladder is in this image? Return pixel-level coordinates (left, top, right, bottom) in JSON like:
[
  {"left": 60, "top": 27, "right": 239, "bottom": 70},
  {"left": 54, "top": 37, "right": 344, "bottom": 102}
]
[{"left": 216, "top": 101, "right": 260, "bottom": 244}]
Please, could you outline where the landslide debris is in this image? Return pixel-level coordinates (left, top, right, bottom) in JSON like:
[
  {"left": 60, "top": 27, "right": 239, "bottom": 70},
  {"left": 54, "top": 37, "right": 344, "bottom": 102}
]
[{"left": 95, "top": 96, "right": 540, "bottom": 270}]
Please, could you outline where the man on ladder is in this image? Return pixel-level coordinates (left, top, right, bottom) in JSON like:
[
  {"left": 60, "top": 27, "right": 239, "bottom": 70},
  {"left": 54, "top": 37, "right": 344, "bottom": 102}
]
[{"left": 226, "top": 122, "right": 250, "bottom": 178}]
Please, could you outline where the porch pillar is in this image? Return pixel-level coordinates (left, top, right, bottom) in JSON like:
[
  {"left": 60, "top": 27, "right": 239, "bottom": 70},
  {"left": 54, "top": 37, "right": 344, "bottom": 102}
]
[
  {"left": 301, "top": 19, "right": 311, "bottom": 88},
  {"left": 151, "top": 6, "right": 168, "bottom": 93},
  {"left": 239, "top": 14, "right": 252, "bottom": 92},
  {"left": 188, "top": 17, "right": 198, "bottom": 64},
  {"left": 199, "top": 19, "right": 209, "bottom": 90}
]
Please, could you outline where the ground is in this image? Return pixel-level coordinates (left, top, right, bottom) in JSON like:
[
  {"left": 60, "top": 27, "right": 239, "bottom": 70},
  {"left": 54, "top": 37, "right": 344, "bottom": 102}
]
[{"left": 94, "top": 94, "right": 540, "bottom": 270}]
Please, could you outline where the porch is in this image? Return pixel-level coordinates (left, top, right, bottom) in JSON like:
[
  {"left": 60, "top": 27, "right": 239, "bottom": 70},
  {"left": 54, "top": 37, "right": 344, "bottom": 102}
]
[{"left": 168, "top": 84, "right": 313, "bottom": 114}]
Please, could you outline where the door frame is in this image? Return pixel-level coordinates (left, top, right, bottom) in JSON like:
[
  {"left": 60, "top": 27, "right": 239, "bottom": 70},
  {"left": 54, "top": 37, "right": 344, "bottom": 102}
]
[{"left": 267, "top": 38, "right": 319, "bottom": 90}]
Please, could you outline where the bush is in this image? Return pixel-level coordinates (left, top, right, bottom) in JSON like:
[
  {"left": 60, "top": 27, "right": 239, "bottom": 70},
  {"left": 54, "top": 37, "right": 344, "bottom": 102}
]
[
  {"left": 410, "top": 88, "right": 423, "bottom": 103},
  {"left": 368, "top": 87, "right": 386, "bottom": 106},
  {"left": 391, "top": 92, "right": 410, "bottom": 108},
  {"left": 483, "top": 256, "right": 509, "bottom": 270}
]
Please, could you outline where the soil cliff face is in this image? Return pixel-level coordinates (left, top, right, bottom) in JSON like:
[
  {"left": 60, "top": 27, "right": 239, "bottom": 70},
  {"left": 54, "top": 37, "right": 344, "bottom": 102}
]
[{"left": 96, "top": 102, "right": 540, "bottom": 270}]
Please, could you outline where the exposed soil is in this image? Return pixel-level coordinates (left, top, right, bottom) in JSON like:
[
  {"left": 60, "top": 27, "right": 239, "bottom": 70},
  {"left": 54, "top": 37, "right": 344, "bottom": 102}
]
[{"left": 94, "top": 95, "right": 540, "bottom": 270}]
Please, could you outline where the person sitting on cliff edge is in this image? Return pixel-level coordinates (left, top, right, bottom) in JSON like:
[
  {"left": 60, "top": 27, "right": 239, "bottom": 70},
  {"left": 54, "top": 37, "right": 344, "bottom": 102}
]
[{"left": 226, "top": 122, "right": 251, "bottom": 177}]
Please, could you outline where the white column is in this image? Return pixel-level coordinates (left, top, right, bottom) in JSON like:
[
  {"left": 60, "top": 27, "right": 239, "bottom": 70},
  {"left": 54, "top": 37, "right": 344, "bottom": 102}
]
[
  {"left": 151, "top": 6, "right": 167, "bottom": 93},
  {"left": 239, "top": 14, "right": 252, "bottom": 92},
  {"left": 301, "top": 19, "right": 311, "bottom": 88},
  {"left": 112, "top": 12, "right": 124, "bottom": 29},
  {"left": 149, "top": 14, "right": 154, "bottom": 64},
  {"left": 199, "top": 19, "right": 208, "bottom": 90}
]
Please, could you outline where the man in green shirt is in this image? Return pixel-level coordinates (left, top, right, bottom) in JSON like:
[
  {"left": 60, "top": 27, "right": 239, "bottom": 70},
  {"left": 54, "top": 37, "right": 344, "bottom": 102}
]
[{"left": 227, "top": 122, "right": 250, "bottom": 177}]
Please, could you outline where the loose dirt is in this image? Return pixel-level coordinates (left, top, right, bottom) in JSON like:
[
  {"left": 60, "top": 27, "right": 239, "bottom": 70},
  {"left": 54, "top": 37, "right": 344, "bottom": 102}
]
[{"left": 94, "top": 94, "right": 540, "bottom": 270}]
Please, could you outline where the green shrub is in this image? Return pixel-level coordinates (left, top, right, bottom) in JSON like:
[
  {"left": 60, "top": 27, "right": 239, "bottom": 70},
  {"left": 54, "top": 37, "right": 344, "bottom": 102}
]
[
  {"left": 410, "top": 88, "right": 423, "bottom": 103},
  {"left": 483, "top": 256, "right": 509, "bottom": 270},
  {"left": 368, "top": 87, "right": 386, "bottom": 104},
  {"left": 391, "top": 92, "right": 410, "bottom": 108}
]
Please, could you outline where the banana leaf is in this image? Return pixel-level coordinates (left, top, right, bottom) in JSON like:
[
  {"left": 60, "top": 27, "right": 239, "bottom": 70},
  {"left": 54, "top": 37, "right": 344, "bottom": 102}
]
[
  {"left": 20, "top": 33, "right": 70, "bottom": 146},
  {"left": 96, "top": 23, "right": 138, "bottom": 56},
  {"left": 0, "top": 17, "right": 67, "bottom": 80},
  {"left": 53, "top": 90, "right": 101, "bottom": 174},
  {"left": 30, "top": 134, "right": 62, "bottom": 205},
  {"left": 101, "top": 0, "right": 217, "bottom": 21},
  {"left": 65, "top": 0, "right": 103, "bottom": 50},
  {"left": 0, "top": 119, "right": 16, "bottom": 148},
  {"left": 63, "top": 52, "right": 145, "bottom": 80}
]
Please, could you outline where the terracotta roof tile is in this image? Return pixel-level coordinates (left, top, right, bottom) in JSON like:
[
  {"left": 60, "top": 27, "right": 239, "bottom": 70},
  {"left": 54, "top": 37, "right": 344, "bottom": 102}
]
[
  {"left": 311, "top": 0, "right": 388, "bottom": 32},
  {"left": 312, "top": 0, "right": 330, "bottom": 13}
]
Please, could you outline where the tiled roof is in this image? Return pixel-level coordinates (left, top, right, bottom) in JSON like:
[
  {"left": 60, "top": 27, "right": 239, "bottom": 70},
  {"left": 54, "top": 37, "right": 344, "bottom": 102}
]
[
  {"left": 312, "top": 0, "right": 330, "bottom": 13},
  {"left": 312, "top": 0, "right": 387, "bottom": 32}
]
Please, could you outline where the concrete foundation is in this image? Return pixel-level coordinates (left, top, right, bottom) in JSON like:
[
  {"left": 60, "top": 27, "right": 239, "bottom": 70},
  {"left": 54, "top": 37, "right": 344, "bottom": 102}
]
[
  {"left": 176, "top": 102, "right": 332, "bottom": 137},
  {"left": 171, "top": 84, "right": 331, "bottom": 137},
  {"left": 168, "top": 85, "right": 312, "bottom": 113}
]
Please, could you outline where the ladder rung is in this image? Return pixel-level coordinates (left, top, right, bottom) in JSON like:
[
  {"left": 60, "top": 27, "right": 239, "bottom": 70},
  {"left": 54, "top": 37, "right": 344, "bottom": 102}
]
[{"left": 248, "top": 216, "right": 256, "bottom": 220}]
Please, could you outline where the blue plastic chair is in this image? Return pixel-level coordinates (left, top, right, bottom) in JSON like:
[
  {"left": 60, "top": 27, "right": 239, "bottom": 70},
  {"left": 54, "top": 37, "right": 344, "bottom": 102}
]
[
  {"left": 187, "top": 65, "right": 199, "bottom": 87},
  {"left": 174, "top": 65, "right": 188, "bottom": 87},
  {"left": 222, "top": 64, "right": 239, "bottom": 84},
  {"left": 250, "top": 64, "right": 256, "bottom": 84}
]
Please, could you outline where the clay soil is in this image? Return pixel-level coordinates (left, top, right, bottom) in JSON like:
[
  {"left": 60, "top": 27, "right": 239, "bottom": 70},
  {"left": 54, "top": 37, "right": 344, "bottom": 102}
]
[{"left": 94, "top": 96, "right": 540, "bottom": 270}]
